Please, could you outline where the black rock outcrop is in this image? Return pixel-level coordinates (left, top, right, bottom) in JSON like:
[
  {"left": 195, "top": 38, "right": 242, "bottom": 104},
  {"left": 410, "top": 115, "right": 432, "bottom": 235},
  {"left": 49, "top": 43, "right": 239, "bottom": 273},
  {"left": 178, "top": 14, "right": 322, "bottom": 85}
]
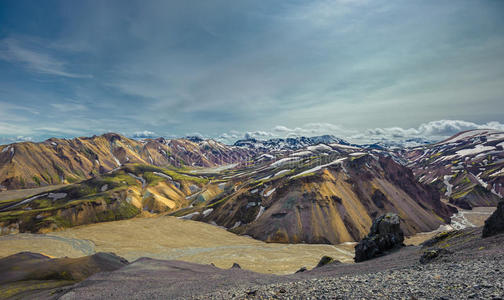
[
  {"left": 315, "top": 255, "right": 340, "bottom": 268},
  {"left": 354, "top": 213, "right": 405, "bottom": 262},
  {"left": 419, "top": 248, "right": 452, "bottom": 264},
  {"left": 482, "top": 201, "right": 504, "bottom": 238}
]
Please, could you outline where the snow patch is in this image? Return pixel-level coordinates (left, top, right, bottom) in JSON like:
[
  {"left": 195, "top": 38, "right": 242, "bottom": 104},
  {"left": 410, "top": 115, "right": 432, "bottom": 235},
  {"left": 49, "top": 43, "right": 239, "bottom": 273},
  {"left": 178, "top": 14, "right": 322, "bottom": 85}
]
[
  {"left": 202, "top": 208, "right": 214, "bottom": 217},
  {"left": 264, "top": 188, "right": 276, "bottom": 197},
  {"left": 274, "top": 169, "right": 291, "bottom": 177},
  {"left": 330, "top": 143, "right": 360, "bottom": 150},
  {"left": 178, "top": 212, "right": 200, "bottom": 220},
  {"left": 290, "top": 151, "right": 312, "bottom": 157},
  {"left": 455, "top": 144, "right": 495, "bottom": 157},
  {"left": 153, "top": 172, "right": 172, "bottom": 181},
  {"left": 490, "top": 168, "right": 504, "bottom": 177},
  {"left": 290, "top": 157, "right": 347, "bottom": 179},
  {"left": 254, "top": 206, "right": 265, "bottom": 221},
  {"left": 349, "top": 152, "right": 366, "bottom": 156},
  {"left": 231, "top": 221, "right": 241, "bottom": 229},
  {"left": 0, "top": 193, "right": 48, "bottom": 212},
  {"left": 270, "top": 157, "right": 301, "bottom": 168},
  {"left": 307, "top": 144, "right": 332, "bottom": 151},
  {"left": 48, "top": 192, "right": 67, "bottom": 201}
]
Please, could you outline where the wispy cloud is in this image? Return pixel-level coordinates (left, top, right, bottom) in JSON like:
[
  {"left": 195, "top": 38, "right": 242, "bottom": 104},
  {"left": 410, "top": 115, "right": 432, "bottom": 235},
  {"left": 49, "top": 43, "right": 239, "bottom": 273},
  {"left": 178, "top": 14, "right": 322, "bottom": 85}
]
[
  {"left": 50, "top": 102, "right": 88, "bottom": 112},
  {"left": 0, "top": 38, "right": 92, "bottom": 78},
  {"left": 131, "top": 130, "right": 158, "bottom": 139}
]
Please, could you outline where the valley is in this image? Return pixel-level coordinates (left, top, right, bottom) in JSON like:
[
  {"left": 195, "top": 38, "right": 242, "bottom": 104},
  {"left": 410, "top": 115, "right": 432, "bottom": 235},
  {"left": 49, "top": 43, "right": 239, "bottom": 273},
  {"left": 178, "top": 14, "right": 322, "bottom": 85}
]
[{"left": 0, "top": 129, "right": 502, "bottom": 299}]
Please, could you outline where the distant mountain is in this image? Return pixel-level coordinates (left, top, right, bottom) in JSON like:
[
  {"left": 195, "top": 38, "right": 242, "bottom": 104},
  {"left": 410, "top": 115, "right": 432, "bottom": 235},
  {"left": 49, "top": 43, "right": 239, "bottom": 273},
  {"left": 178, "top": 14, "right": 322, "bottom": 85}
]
[
  {"left": 401, "top": 129, "right": 504, "bottom": 209},
  {"left": 234, "top": 135, "right": 350, "bottom": 152},
  {"left": 361, "top": 137, "right": 435, "bottom": 149},
  {"left": 0, "top": 133, "right": 251, "bottom": 190},
  {"left": 1, "top": 141, "right": 453, "bottom": 243}
]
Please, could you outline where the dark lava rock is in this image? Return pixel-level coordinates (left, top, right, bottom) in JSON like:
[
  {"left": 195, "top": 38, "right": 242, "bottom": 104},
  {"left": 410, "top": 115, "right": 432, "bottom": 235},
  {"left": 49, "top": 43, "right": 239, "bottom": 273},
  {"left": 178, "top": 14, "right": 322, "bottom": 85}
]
[
  {"left": 421, "top": 230, "right": 461, "bottom": 248},
  {"left": 483, "top": 201, "right": 504, "bottom": 238},
  {"left": 420, "top": 248, "right": 452, "bottom": 264},
  {"left": 315, "top": 256, "right": 340, "bottom": 268},
  {"left": 231, "top": 263, "right": 241, "bottom": 269},
  {"left": 295, "top": 267, "right": 307, "bottom": 273},
  {"left": 354, "top": 213, "right": 405, "bottom": 262}
]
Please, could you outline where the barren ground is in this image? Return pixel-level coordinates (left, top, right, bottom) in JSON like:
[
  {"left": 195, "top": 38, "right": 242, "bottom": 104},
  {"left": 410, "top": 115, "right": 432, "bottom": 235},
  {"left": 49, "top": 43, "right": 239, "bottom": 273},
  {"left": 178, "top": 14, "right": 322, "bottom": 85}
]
[{"left": 0, "top": 215, "right": 355, "bottom": 275}]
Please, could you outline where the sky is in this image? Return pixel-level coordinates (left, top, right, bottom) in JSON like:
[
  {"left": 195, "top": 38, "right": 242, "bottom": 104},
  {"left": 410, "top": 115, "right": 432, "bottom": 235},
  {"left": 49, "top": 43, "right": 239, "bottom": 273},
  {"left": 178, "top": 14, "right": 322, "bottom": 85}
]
[{"left": 0, "top": 0, "right": 503, "bottom": 145}]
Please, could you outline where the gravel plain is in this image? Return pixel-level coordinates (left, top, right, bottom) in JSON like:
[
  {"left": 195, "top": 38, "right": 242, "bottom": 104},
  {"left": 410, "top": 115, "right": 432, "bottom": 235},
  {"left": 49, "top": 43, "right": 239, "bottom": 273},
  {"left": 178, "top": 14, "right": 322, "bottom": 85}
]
[{"left": 198, "top": 255, "right": 504, "bottom": 299}]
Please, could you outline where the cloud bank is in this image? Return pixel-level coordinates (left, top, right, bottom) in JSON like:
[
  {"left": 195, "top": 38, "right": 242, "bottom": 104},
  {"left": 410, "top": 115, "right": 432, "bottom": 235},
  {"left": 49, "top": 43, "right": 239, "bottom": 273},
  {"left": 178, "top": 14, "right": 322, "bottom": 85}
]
[{"left": 215, "top": 120, "right": 504, "bottom": 145}]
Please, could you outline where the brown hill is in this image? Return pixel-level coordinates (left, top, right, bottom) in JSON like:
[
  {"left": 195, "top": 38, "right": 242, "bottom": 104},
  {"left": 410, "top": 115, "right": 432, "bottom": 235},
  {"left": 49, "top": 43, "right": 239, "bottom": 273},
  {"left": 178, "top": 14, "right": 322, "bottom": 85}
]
[{"left": 0, "top": 251, "right": 128, "bottom": 299}]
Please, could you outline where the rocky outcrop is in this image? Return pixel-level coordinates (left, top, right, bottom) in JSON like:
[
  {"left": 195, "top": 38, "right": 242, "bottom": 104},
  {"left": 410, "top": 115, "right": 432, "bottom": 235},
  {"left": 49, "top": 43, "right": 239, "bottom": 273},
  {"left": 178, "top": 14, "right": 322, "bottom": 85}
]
[
  {"left": 482, "top": 201, "right": 504, "bottom": 238},
  {"left": 231, "top": 262, "right": 242, "bottom": 269},
  {"left": 354, "top": 213, "right": 405, "bottom": 262},
  {"left": 419, "top": 248, "right": 452, "bottom": 264},
  {"left": 315, "top": 256, "right": 340, "bottom": 268}
]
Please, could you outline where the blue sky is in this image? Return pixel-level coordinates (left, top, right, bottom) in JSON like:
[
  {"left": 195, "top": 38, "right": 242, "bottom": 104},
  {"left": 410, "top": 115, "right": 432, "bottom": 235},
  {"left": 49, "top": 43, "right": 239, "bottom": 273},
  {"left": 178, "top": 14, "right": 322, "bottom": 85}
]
[{"left": 0, "top": 0, "right": 503, "bottom": 144}]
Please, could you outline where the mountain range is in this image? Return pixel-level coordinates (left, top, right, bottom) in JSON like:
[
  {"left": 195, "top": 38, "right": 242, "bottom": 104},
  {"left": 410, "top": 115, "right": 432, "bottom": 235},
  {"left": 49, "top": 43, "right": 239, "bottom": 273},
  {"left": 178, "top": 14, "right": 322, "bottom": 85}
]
[{"left": 0, "top": 129, "right": 502, "bottom": 244}]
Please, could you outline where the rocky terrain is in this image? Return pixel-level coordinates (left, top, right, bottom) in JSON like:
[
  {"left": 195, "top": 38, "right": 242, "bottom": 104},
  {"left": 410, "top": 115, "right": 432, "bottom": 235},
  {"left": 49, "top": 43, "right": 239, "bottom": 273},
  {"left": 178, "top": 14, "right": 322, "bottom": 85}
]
[
  {"left": 401, "top": 129, "right": 504, "bottom": 209},
  {"left": 1, "top": 210, "right": 501, "bottom": 299},
  {"left": 1, "top": 137, "right": 455, "bottom": 243},
  {"left": 0, "top": 129, "right": 503, "bottom": 299},
  {"left": 0, "top": 251, "right": 128, "bottom": 299},
  {"left": 4, "top": 129, "right": 504, "bottom": 245}
]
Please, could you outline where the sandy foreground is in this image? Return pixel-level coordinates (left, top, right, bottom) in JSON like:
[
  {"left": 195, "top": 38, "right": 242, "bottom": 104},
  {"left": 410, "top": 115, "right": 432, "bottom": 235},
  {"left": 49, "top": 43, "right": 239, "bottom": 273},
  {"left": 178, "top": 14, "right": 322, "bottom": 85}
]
[
  {"left": 0, "top": 203, "right": 494, "bottom": 274},
  {"left": 0, "top": 215, "right": 355, "bottom": 275}
]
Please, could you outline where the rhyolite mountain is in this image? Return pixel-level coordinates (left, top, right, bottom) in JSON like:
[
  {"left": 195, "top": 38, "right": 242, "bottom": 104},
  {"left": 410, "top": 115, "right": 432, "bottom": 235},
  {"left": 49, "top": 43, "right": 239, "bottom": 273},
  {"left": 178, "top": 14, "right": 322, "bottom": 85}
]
[
  {"left": 400, "top": 129, "right": 504, "bottom": 209},
  {"left": 0, "top": 164, "right": 213, "bottom": 234},
  {"left": 0, "top": 138, "right": 452, "bottom": 244},
  {"left": 0, "top": 129, "right": 503, "bottom": 245},
  {"left": 186, "top": 146, "right": 453, "bottom": 244},
  {"left": 0, "top": 133, "right": 251, "bottom": 190},
  {"left": 0, "top": 133, "right": 354, "bottom": 191}
]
